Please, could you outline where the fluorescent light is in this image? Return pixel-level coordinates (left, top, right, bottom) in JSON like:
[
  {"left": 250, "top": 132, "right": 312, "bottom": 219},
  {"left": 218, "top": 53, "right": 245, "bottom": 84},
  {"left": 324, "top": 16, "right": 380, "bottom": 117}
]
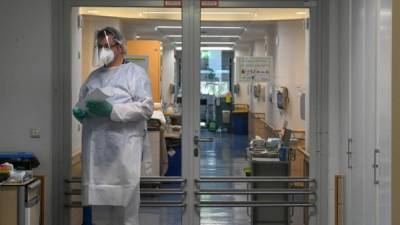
[
  {"left": 202, "top": 46, "right": 234, "bottom": 50},
  {"left": 87, "top": 10, "right": 99, "bottom": 14},
  {"left": 141, "top": 11, "right": 255, "bottom": 15},
  {"left": 174, "top": 46, "right": 234, "bottom": 51},
  {"left": 174, "top": 42, "right": 236, "bottom": 45},
  {"left": 142, "top": 11, "right": 180, "bottom": 14},
  {"left": 201, "top": 35, "right": 241, "bottom": 38},
  {"left": 156, "top": 25, "right": 246, "bottom": 30},
  {"left": 201, "top": 26, "right": 245, "bottom": 29},
  {"left": 165, "top": 34, "right": 240, "bottom": 38},
  {"left": 202, "top": 42, "right": 236, "bottom": 45},
  {"left": 155, "top": 26, "right": 182, "bottom": 30},
  {"left": 202, "top": 11, "right": 256, "bottom": 15},
  {"left": 165, "top": 34, "right": 182, "bottom": 38},
  {"left": 296, "top": 12, "right": 307, "bottom": 15}
]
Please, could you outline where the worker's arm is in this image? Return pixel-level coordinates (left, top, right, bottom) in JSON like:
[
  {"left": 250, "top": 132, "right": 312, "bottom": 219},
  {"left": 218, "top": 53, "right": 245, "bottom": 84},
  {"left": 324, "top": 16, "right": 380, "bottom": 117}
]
[{"left": 110, "top": 68, "right": 154, "bottom": 122}]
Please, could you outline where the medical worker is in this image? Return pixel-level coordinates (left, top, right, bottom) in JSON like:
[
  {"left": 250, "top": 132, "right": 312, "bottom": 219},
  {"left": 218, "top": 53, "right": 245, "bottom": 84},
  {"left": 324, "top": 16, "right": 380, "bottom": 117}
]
[{"left": 73, "top": 27, "right": 153, "bottom": 225}]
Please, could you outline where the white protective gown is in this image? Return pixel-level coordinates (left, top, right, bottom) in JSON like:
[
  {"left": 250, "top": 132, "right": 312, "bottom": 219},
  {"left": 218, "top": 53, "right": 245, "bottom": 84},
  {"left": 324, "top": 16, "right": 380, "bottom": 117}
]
[{"left": 77, "top": 62, "right": 153, "bottom": 225}]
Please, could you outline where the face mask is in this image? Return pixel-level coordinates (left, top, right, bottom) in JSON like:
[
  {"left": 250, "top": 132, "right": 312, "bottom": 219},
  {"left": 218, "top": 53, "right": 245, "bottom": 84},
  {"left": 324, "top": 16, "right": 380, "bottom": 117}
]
[{"left": 98, "top": 47, "right": 115, "bottom": 66}]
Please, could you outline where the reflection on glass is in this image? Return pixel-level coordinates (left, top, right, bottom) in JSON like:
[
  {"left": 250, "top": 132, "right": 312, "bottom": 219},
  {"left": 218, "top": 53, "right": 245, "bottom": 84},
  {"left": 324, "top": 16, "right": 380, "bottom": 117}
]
[
  {"left": 70, "top": 6, "right": 183, "bottom": 225},
  {"left": 199, "top": 7, "right": 310, "bottom": 225}
]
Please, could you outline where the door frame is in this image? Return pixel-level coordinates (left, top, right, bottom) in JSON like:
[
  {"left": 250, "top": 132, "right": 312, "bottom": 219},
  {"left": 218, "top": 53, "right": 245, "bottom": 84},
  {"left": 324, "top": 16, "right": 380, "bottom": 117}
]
[{"left": 52, "top": 1, "right": 327, "bottom": 225}]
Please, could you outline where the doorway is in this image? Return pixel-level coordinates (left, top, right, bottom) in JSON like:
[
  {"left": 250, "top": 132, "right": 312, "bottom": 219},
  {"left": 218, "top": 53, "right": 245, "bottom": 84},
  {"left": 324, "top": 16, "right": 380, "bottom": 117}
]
[{"left": 62, "top": 1, "right": 320, "bottom": 225}]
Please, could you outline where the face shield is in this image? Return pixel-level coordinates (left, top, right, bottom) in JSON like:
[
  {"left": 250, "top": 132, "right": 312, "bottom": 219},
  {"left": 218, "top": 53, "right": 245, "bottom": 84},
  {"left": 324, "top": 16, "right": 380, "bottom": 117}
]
[{"left": 92, "top": 27, "right": 126, "bottom": 67}]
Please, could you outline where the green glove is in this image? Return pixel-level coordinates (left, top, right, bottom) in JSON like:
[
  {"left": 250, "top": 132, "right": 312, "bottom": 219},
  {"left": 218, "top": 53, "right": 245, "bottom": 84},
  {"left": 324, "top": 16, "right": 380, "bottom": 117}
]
[
  {"left": 86, "top": 100, "right": 113, "bottom": 117},
  {"left": 72, "top": 107, "right": 87, "bottom": 122}
]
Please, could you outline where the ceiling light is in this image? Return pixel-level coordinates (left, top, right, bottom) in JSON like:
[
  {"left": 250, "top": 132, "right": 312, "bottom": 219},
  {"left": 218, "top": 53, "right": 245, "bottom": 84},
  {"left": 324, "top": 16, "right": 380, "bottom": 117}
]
[
  {"left": 136, "top": 35, "right": 141, "bottom": 39},
  {"left": 87, "top": 10, "right": 99, "bottom": 14},
  {"left": 142, "top": 11, "right": 180, "bottom": 14},
  {"left": 296, "top": 12, "right": 307, "bottom": 15},
  {"left": 155, "top": 26, "right": 182, "bottom": 30},
  {"left": 143, "top": 11, "right": 255, "bottom": 15},
  {"left": 201, "top": 47, "right": 234, "bottom": 51},
  {"left": 165, "top": 34, "right": 241, "bottom": 38},
  {"left": 202, "top": 42, "right": 236, "bottom": 45},
  {"left": 201, "top": 26, "right": 245, "bottom": 30},
  {"left": 165, "top": 34, "right": 182, "bottom": 38},
  {"left": 202, "top": 11, "right": 256, "bottom": 15},
  {"left": 201, "top": 35, "right": 241, "bottom": 38},
  {"left": 156, "top": 26, "right": 246, "bottom": 30},
  {"left": 174, "top": 41, "right": 236, "bottom": 45},
  {"left": 174, "top": 46, "right": 234, "bottom": 51}
]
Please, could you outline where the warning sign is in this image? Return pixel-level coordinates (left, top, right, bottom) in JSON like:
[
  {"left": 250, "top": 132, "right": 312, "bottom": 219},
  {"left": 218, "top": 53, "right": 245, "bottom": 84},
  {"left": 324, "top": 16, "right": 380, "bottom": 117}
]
[
  {"left": 164, "top": 0, "right": 182, "bottom": 7},
  {"left": 201, "top": 0, "right": 219, "bottom": 7}
]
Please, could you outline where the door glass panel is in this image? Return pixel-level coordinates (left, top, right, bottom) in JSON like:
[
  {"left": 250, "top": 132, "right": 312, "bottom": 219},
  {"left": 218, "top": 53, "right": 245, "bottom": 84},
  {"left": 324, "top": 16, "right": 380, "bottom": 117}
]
[
  {"left": 199, "top": 8, "right": 310, "bottom": 225},
  {"left": 70, "top": 6, "right": 183, "bottom": 225}
]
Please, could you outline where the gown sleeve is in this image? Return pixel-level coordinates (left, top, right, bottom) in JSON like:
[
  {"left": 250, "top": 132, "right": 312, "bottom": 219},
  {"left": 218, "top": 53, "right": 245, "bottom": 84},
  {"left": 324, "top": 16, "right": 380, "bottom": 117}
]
[{"left": 110, "top": 66, "right": 154, "bottom": 122}]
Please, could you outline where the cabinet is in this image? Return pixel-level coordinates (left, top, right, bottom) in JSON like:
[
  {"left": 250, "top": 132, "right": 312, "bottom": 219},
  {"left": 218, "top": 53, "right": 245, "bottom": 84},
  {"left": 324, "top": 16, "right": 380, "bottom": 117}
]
[
  {"left": 251, "top": 159, "right": 289, "bottom": 225},
  {"left": 0, "top": 178, "right": 41, "bottom": 225}
]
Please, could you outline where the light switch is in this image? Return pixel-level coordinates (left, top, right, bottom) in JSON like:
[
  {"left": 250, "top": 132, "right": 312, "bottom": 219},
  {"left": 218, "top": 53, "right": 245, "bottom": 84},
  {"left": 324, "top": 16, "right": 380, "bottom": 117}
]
[{"left": 30, "top": 128, "right": 41, "bottom": 138}]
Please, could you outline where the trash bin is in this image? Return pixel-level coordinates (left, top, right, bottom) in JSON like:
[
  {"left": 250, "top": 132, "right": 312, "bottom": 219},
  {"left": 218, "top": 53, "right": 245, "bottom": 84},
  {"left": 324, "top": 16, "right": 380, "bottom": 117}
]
[
  {"left": 165, "top": 138, "right": 182, "bottom": 176},
  {"left": 231, "top": 112, "right": 248, "bottom": 135}
]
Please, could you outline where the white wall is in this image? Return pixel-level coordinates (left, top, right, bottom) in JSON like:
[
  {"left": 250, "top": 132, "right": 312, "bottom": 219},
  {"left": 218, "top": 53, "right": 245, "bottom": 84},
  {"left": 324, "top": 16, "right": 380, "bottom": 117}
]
[
  {"left": 234, "top": 20, "right": 306, "bottom": 130},
  {"left": 233, "top": 44, "right": 253, "bottom": 108},
  {"left": 0, "top": 0, "right": 53, "bottom": 224},
  {"left": 269, "top": 20, "right": 306, "bottom": 130},
  {"left": 161, "top": 45, "right": 176, "bottom": 105},
  {"left": 326, "top": 1, "right": 393, "bottom": 225}
]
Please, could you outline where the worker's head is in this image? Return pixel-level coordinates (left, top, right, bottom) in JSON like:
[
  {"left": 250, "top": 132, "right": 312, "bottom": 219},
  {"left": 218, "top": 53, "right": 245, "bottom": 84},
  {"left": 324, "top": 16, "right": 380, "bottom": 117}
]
[{"left": 96, "top": 27, "right": 126, "bottom": 66}]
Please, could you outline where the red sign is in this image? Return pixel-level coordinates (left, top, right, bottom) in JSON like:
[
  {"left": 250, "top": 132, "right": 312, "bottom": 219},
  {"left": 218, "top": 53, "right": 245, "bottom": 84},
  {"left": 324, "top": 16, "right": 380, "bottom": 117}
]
[
  {"left": 201, "top": 0, "right": 219, "bottom": 7},
  {"left": 164, "top": 0, "right": 182, "bottom": 7}
]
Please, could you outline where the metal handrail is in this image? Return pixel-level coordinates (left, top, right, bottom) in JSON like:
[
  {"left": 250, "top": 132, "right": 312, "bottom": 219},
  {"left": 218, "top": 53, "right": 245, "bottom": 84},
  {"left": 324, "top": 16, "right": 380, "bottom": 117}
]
[
  {"left": 141, "top": 189, "right": 186, "bottom": 195},
  {"left": 196, "top": 201, "right": 314, "bottom": 208},
  {"left": 65, "top": 188, "right": 186, "bottom": 196},
  {"left": 65, "top": 176, "right": 185, "bottom": 183},
  {"left": 196, "top": 176, "right": 315, "bottom": 183},
  {"left": 64, "top": 177, "right": 187, "bottom": 208},
  {"left": 141, "top": 203, "right": 186, "bottom": 208},
  {"left": 65, "top": 201, "right": 186, "bottom": 208},
  {"left": 195, "top": 189, "right": 315, "bottom": 195}
]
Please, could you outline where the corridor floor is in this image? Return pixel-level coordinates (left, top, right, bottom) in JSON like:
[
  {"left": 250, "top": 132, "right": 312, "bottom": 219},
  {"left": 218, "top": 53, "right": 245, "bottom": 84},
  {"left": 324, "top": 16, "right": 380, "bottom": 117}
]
[{"left": 140, "top": 130, "right": 250, "bottom": 225}]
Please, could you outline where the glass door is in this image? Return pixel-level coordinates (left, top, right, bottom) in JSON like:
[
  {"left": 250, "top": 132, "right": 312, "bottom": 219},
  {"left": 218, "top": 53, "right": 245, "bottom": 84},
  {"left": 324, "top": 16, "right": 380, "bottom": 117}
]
[
  {"left": 193, "top": 4, "right": 315, "bottom": 225},
  {"left": 64, "top": 2, "right": 318, "bottom": 225},
  {"left": 67, "top": 3, "right": 187, "bottom": 225}
]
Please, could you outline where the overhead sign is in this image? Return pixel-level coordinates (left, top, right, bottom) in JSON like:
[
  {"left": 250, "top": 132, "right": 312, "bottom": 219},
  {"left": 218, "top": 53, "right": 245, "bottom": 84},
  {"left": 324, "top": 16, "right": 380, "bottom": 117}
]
[
  {"left": 201, "top": 0, "right": 219, "bottom": 7},
  {"left": 236, "top": 56, "right": 273, "bottom": 82},
  {"left": 164, "top": 0, "right": 182, "bottom": 7}
]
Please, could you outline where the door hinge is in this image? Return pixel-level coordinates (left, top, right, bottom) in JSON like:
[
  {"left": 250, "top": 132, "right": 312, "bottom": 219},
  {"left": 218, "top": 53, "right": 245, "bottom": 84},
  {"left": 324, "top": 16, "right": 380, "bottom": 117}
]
[
  {"left": 347, "top": 138, "right": 353, "bottom": 169},
  {"left": 373, "top": 149, "right": 380, "bottom": 184}
]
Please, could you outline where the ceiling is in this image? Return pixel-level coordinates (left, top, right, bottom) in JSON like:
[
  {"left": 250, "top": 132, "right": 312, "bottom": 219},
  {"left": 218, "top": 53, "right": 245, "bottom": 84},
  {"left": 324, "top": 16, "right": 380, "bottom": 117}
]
[
  {"left": 80, "top": 7, "right": 309, "bottom": 21},
  {"left": 80, "top": 7, "right": 309, "bottom": 48}
]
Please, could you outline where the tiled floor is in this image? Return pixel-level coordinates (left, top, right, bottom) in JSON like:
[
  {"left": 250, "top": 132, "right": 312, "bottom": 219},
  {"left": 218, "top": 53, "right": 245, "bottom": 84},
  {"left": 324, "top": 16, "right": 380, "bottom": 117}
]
[
  {"left": 72, "top": 130, "right": 251, "bottom": 225},
  {"left": 140, "top": 130, "right": 251, "bottom": 225}
]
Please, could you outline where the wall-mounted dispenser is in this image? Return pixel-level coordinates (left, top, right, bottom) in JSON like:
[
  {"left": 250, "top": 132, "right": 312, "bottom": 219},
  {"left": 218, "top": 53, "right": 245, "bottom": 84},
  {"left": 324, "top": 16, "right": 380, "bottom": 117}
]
[
  {"left": 233, "top": 83, "right": 240, "bottom": 94},
  {"left": 169, "top": 83, "right": 175, "bottom": 94},
  {"left": 253, "top": 84, "right": 262, "bottom": 98},
  {"left": 276, "top": 87, "right": 289, "bottom": 110}
]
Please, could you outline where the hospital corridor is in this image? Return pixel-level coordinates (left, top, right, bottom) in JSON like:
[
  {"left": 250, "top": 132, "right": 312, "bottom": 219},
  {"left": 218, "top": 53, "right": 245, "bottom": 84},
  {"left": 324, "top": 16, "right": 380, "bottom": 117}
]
[{"left": 0, "top": 1, "right": 399, "bottom": 225}]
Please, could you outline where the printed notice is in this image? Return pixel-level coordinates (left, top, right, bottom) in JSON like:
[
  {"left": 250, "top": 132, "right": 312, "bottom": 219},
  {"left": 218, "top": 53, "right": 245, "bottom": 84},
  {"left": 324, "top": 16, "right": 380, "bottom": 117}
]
[{"left": 236, "top": 56, "right": 273, "bottom": 82}]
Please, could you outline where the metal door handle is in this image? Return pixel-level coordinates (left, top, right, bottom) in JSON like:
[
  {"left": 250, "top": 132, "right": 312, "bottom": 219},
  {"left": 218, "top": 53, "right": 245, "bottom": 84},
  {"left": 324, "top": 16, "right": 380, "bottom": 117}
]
[{"left": 194, "top": 136, "right": 214, "bottom": 145}]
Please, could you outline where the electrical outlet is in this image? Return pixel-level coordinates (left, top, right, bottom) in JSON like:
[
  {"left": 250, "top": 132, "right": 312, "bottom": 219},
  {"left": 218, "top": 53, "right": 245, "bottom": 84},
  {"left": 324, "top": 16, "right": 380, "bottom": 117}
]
[{"left": 30, "top": 128, "right": 41, "bottom": 138}]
